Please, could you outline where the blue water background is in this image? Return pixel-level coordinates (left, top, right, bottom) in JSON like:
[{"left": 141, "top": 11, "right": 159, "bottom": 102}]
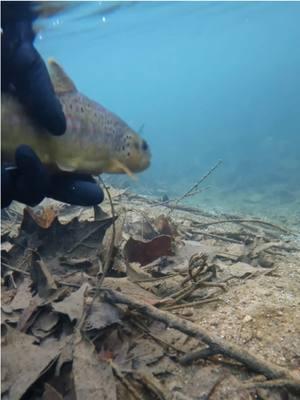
[{"left": 36, "top": 1, "right": 300, "bottom": 221}]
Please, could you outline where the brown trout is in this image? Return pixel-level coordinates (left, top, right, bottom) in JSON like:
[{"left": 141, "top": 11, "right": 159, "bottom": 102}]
[{"left": 1, "top": 59, "right": 151, "bottom": 176}]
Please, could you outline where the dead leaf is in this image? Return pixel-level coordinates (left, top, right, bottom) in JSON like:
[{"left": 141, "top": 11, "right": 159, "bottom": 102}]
[
  {"left": 30, "top": 252, "right": 57, "bottom": 298},
  {"left": 218, "top": 262, "right": 266, "bottom": 279},
  {"left": 153, "top": 214, "right": 177, "bottom": 237},
  {"left": 55, "top": 338, "right": 73, "bottom": 376},
  {"left": 127, "top": 262, "right": 153, "bottom": 281},
  {"left": 84, "top": 300, "right": 122, "bottom": 332},
  {"left": 124, "top": 235, "right": 174, "bottom": 266},
  {"left": 10, "top": 278, "right": 33, "bottom": 311},
  {"left": 26, "top": 206, "right": 58, "bottom": 229},
  {"left": 73, "top": 338, "right": 117, "bottom": 400},
  {"left": 13, "top": 208, "right": 115, "bottom": 275},
  {"left": 124, "top": 212, "right": 158, "bottom": 240},
  {"left": 1, "top": 326, "right": 61, "bottom": 399},
  {"left": 42, "top": 383, "right": 63, "bottom": 400},
  {"left": 52, "top": 283, "right": 89, "bottom": 322},
  {"left": 17, "top": 297, "right": 42, "bottom": 332},
  {"left": 1, "top": 308, "right": 20, "bottom": 325},
  {"left": 31, "top": 310, "right": 60, "bottom": 339},
  {"left": 1, "top": 241, "right": 14, "bottom": 253}
]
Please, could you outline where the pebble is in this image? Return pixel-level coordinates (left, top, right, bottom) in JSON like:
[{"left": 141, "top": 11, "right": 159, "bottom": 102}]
[{"left": 243, "top": 315, "right": 252, "bottom": 323}]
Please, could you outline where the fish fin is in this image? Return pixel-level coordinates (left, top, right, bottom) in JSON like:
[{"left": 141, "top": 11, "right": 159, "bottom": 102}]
[
  {"left": 111, "top": 159, "right": 138, "bottom": 181},
  {"left": 137, "top": 123, "right": 145, "bottom": 135},
  {"left": 56, "top": 161, "right": 76, "bottom": 172},
  {"left": 48, "top": 58, "right": 77, "bottom": 94}
]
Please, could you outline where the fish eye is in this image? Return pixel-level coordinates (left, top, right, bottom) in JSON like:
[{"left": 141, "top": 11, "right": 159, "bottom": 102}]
[{"left": 141, "top": 140, "right": 148, "bottom": 151}]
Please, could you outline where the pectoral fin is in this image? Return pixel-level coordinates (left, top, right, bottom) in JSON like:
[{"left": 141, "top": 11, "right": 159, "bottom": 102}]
[
  {"left": 111, "top": 159, "right": 137, "bottom": 181},
  {"left": 56, "top": 161, "right": 76, "bottom": 172}
]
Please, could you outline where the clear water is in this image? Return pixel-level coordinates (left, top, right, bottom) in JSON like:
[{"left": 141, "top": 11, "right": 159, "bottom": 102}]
[{"left": 36, "top": 1, "right": 300, "bottom": 225}]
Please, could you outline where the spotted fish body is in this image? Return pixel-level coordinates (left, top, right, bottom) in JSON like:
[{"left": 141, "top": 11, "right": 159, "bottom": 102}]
[{"left": 1, "top": 59, "right": 151, "bottom": 175}]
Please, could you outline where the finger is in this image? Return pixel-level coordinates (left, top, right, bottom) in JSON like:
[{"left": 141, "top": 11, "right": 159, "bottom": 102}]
[
  {"left": 48, "top": 173, "right": 104, "bottom": 207},
  {"left": 12, "top": 41, "right": 66, "bottom": 136},
  {"left": 14, "top": 145, "right": 49, "bottom": 206}
]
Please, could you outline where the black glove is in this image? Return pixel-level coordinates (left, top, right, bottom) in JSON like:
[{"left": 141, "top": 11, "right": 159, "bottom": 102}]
[
  {"left": 1, "top": 146, "right": 104, "bottom": 208},
  {"left": 1, "top": 1, "right": 66, "bottom": 135},
  {"left": 1, "top": 2, "right": 104, "bottom": 208}
]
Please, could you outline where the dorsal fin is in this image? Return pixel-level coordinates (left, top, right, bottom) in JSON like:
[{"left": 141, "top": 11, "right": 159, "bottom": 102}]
[{"left": 48, "top": 58, "right": 77, "bottom": 94}]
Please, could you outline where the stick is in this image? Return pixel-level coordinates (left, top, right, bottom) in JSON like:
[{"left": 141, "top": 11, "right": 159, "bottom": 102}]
[
  {"left": 2, "top": 262, "right": 30, "bottom": 276},
  {"left": 168, "top": 160, "right": 223, "bottom": 214},
  {"left": 96, "top": 177, "right": 116, "bottom": 288},
  {"left": 196, "top": 219, "right": 292, "bottom": 235},
  {"left": 103, "top": 289, "right": 300, "bottom": 394},
  {"left": 77, "top": 177, "right": 116, "bottom": 333},
  {"left": 191, "top": 230, "right": 243, "bottom": 244}
]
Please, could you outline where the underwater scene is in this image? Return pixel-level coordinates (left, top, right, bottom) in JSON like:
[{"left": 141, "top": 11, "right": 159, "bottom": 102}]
[
  {"left": 2, "top": 2, "right": 300, "bottom": 399},
  {"left": 35, "top": 1, "right": 300, "bottom": 227}
]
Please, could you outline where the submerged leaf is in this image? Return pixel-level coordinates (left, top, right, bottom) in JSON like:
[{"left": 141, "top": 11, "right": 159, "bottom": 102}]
[
  {"left": 53, "top": 283, "right": 90, "bottom": 322},
  {"left": 1, "top": 326, "right": 61, "bottom": 399},
  {"left": 73, "top": 339, "right": 117, "bottom": 400},
  {"left": 124, "top": 235, "right": 174, "bottom": 266},
  {"left": 84, "top": 301, "right": 122, "bottom": 332},
  {"left": 30, "top": 252, "right": 57, "bottom": 298},
  {"left": 26, "top": 206, "right": 58, "bottom": 229}
]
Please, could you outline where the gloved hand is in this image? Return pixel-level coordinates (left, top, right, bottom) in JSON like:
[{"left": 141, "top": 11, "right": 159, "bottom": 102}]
[
  {"left": 1, "top": 1, "right": 104, "bottom": 208},
  {"left": 2, "top": 146, "right": 104, "bottom": 209}
]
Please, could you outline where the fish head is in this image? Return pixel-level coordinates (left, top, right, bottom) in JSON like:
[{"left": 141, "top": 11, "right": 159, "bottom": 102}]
[{"left": 118, "top": 128, "right": 151, "bottom": 173}]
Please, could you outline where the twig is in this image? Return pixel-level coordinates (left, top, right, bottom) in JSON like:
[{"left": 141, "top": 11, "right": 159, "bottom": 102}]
[
  {"left": 131, "top": 318, "right": 185, "bottom": 355},
  {"left": 95, "top": 176, "right": 116, "bottom": 289},
  {"left": 129, "top": 370, "right": 171, "bottom": 400},
  {"left": 77, "top": 177, "right": 116, "bottom": 333},
  {"left": 168, "top": 160, "right": 222, "bottom": 214},
  {"left": 191, "top": 230, "right": 243, "bottom": 244},
  {"left": 240, "top": 378, "right": 298, "bottom": 390},
  {"left": 179, "top": 346, "right": 219, "bottom": 365},
  {"left": 163, "top": 297, "right": 220, "bottom": 311},
  {"left": 1, "top": 261, "right": 30, "bottom": 276},
  {"left": 110, "top": 360, "right": 141, "bottom": 400},
  {"left": 103, "top": 288, "right": 300, "bottom": 394},
  {"left": 196, "top": 219, "right": 292, "bottom": 235}
]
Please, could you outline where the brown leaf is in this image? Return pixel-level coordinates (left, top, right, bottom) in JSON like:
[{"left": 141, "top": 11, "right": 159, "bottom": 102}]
[
  {"left": 15, "top": 208, "right": 114, "bottom": 275},
  {"left": 52, "top": 283, "right": 89, "bottom": 322},
  {"left": 73, "top": 338, "right": 117, "bottom": 400},
  {"left": 26, "top": 206, "right": 58, "bottom": 229},
  {"left": 153, "top": 214, "right": 177, "bottom": 236},
  {"left": 84, "top": 300, "right": 122, "bottom": 332},
  {"left": 1, "top": 326, "right": 61, "bottom": 399},
  {"left": 124, "top": 235, "right": 174, "bottom": 266}
]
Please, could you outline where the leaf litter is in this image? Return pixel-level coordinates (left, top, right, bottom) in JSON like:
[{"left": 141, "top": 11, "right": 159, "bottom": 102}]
[{"left": 1, "top": 186, "right": 300, "bottom": 400}]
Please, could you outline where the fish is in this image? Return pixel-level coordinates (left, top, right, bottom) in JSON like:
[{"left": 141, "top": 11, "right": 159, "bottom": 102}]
[{"left": 1, "top": 59, "right": 151, "bottom": 177}]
